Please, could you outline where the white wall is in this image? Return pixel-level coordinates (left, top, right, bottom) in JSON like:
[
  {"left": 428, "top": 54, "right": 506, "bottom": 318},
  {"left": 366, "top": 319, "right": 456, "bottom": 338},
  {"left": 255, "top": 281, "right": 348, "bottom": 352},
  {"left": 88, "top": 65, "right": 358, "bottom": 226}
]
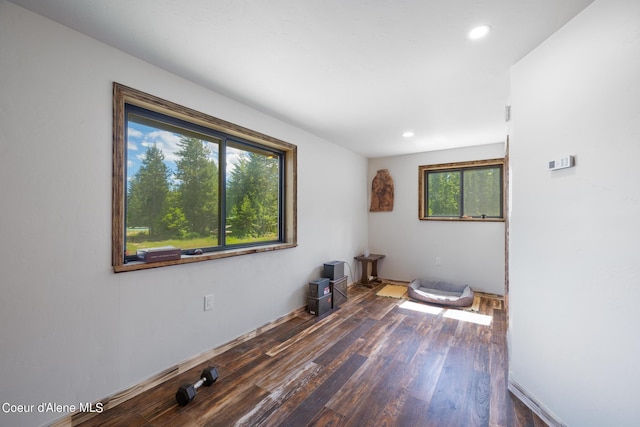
[
  {"left": 0, "top": 2, "right": 368, "bottom": 426},
  {"left": 509, "top": 0, "right": 640, "bottom": 425},
  {"left": 368, "top": 143, "right": 506, "bottom": 295}
]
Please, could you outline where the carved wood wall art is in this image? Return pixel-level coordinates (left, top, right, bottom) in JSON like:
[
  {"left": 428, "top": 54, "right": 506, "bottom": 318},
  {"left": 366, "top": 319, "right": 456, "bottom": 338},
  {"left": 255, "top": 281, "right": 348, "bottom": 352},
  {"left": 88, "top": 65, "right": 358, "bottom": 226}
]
[{"left": 370, "top": 169, "right": 394, "bottom": 212}]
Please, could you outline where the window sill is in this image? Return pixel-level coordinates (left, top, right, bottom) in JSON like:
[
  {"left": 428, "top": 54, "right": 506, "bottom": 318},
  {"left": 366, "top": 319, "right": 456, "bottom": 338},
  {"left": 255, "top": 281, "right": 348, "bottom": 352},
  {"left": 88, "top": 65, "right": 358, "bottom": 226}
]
[
  {"left": 420, "top": 217, "right": 505, "bottom": 222},
  {"left": 113, "top": 242, "right": 298, "bottom": 273}
]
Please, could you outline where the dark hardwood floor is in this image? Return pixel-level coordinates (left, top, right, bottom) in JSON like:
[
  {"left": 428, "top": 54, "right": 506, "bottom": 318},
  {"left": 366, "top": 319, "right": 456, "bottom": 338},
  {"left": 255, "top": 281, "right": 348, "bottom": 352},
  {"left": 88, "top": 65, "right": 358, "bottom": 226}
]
[{"left": 78, "top": 284, "right": 545, "bottom": 427}]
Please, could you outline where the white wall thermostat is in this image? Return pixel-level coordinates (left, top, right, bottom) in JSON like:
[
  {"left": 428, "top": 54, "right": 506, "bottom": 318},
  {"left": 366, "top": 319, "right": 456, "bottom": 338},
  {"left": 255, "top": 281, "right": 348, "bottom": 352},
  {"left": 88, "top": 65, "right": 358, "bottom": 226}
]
[{"left": 548, "top": 155, "right": 575, "bottom": 171}]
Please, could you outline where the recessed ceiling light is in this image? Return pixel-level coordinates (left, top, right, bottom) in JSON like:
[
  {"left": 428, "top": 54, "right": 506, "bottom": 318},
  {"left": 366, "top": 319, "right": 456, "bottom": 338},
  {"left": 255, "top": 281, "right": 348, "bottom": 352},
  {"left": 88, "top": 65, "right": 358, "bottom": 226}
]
[
  {"left": 468, "top": 25, "right": 491, "bottom": 40},
  {"left": 402, "top": 131, "right": 415, "bottom": 138}
]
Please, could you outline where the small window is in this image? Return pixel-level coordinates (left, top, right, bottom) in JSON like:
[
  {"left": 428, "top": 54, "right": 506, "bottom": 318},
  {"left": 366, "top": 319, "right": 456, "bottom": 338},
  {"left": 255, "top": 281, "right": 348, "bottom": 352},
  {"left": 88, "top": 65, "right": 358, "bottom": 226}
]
[
  {"left": 419, "top": 159, "right": 504, "bottom": 221},
  {"left": 113, "top": 83, "right": 297, "bottom": 272}
]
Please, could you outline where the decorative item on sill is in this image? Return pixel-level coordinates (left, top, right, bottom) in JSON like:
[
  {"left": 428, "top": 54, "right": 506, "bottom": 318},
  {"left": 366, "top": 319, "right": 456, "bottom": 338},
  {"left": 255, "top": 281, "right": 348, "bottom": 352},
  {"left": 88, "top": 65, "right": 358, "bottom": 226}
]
[{"left": 137, "top": 246, "right": 181, "bottom": 263}]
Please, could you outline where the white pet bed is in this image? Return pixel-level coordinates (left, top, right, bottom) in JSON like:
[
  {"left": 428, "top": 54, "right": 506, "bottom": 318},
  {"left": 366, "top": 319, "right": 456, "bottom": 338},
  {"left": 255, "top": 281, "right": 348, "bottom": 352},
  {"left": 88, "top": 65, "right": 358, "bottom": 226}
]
[{"left": 408, "top": 279, "right": 474, "bottom": 307}]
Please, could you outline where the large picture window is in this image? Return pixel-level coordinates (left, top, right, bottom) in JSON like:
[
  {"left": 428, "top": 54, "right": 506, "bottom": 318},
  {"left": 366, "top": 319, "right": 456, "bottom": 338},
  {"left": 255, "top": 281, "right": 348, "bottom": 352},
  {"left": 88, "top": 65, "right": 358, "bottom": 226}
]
[
  {"left": 419, "top": 158, "right": 504, "bottom": 221},
  {"left": 113, "top": 83, "right": 297, "bottom": 272}
]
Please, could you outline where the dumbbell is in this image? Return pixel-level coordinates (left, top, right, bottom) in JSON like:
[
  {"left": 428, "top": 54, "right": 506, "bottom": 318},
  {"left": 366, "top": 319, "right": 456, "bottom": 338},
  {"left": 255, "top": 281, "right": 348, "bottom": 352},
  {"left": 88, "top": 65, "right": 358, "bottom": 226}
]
[{"left": 175, "top": 366, "right": 219, "bottom": 406}]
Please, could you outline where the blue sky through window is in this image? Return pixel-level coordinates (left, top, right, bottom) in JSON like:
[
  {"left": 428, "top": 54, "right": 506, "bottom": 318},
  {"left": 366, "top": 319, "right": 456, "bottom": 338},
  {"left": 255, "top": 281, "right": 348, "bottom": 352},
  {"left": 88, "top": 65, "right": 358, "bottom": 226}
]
[{"left": 127, "top": 121, "right": 222, "bottom": 187}]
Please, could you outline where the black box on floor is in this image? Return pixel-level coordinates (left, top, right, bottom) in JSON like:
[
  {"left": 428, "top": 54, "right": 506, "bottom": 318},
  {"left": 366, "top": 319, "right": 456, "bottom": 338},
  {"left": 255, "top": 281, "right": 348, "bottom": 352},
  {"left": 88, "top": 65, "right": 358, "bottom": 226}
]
[
  {"left": 323, "top": 261, "right": 344, "bottom": 280},
  {"left": 308, "top": 278, "right": 331, "bottom": 298},
  {"left": 308, "top": 293, "right": 332, "bottom": 316},
  {"left": 331, "top": 276, "right": 348, "bottom": 308}
]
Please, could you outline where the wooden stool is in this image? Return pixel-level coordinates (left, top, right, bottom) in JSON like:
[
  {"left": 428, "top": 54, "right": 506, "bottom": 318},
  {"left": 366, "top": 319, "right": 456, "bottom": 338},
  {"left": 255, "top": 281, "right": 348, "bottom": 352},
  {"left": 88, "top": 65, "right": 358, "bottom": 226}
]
[{"left": 353, "top": 254, "right": 385, "bottom": 287}]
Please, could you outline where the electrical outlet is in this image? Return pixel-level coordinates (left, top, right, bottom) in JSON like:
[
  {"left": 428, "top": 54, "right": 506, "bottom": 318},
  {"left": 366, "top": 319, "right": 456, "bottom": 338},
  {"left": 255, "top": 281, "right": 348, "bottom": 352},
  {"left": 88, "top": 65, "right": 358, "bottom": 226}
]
[
  {"left": 204, "top": 294, "right": 214, "bottom": 311},
  {"left": 435, "top": 256, "right": 442, "bottom": 266}
]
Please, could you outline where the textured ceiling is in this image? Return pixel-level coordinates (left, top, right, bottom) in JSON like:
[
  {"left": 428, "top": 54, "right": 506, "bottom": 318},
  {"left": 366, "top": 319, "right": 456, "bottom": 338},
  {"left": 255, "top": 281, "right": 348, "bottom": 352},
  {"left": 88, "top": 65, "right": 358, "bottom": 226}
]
[{"left": 10, "top": 0, "right": 595, "bottom": 157}]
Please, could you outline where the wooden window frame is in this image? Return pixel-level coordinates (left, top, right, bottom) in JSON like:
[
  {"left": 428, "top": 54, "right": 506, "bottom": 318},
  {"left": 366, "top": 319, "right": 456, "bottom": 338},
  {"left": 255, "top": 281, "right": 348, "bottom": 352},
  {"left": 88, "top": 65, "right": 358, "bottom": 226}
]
[
  {"left": 418, "top": 158, "right": 505, "bottom": 222},
  {"left": 112, "top": 83, "right": 297, "bottom": 272}
]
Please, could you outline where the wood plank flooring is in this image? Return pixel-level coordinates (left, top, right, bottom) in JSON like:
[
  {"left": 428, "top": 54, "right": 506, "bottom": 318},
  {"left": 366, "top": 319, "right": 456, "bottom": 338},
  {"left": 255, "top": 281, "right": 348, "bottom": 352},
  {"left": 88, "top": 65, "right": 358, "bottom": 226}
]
[{"left": 77, "top": 284, "right": 546, "bottom": 427}]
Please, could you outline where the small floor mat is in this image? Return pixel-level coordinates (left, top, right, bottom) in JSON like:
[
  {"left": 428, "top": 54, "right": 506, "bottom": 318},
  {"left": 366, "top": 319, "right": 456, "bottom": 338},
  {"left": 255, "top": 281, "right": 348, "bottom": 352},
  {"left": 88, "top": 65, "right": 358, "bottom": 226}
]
[{"left": 376, "top": 284, "right": 408, "bottom": 299}]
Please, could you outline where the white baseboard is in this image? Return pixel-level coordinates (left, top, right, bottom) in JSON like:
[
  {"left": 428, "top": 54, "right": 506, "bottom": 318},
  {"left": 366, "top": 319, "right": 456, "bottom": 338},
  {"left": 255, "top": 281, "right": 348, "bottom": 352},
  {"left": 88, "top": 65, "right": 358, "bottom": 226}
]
[{"left": 508, "top": 378, "right": 567, "bottom": 427}]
